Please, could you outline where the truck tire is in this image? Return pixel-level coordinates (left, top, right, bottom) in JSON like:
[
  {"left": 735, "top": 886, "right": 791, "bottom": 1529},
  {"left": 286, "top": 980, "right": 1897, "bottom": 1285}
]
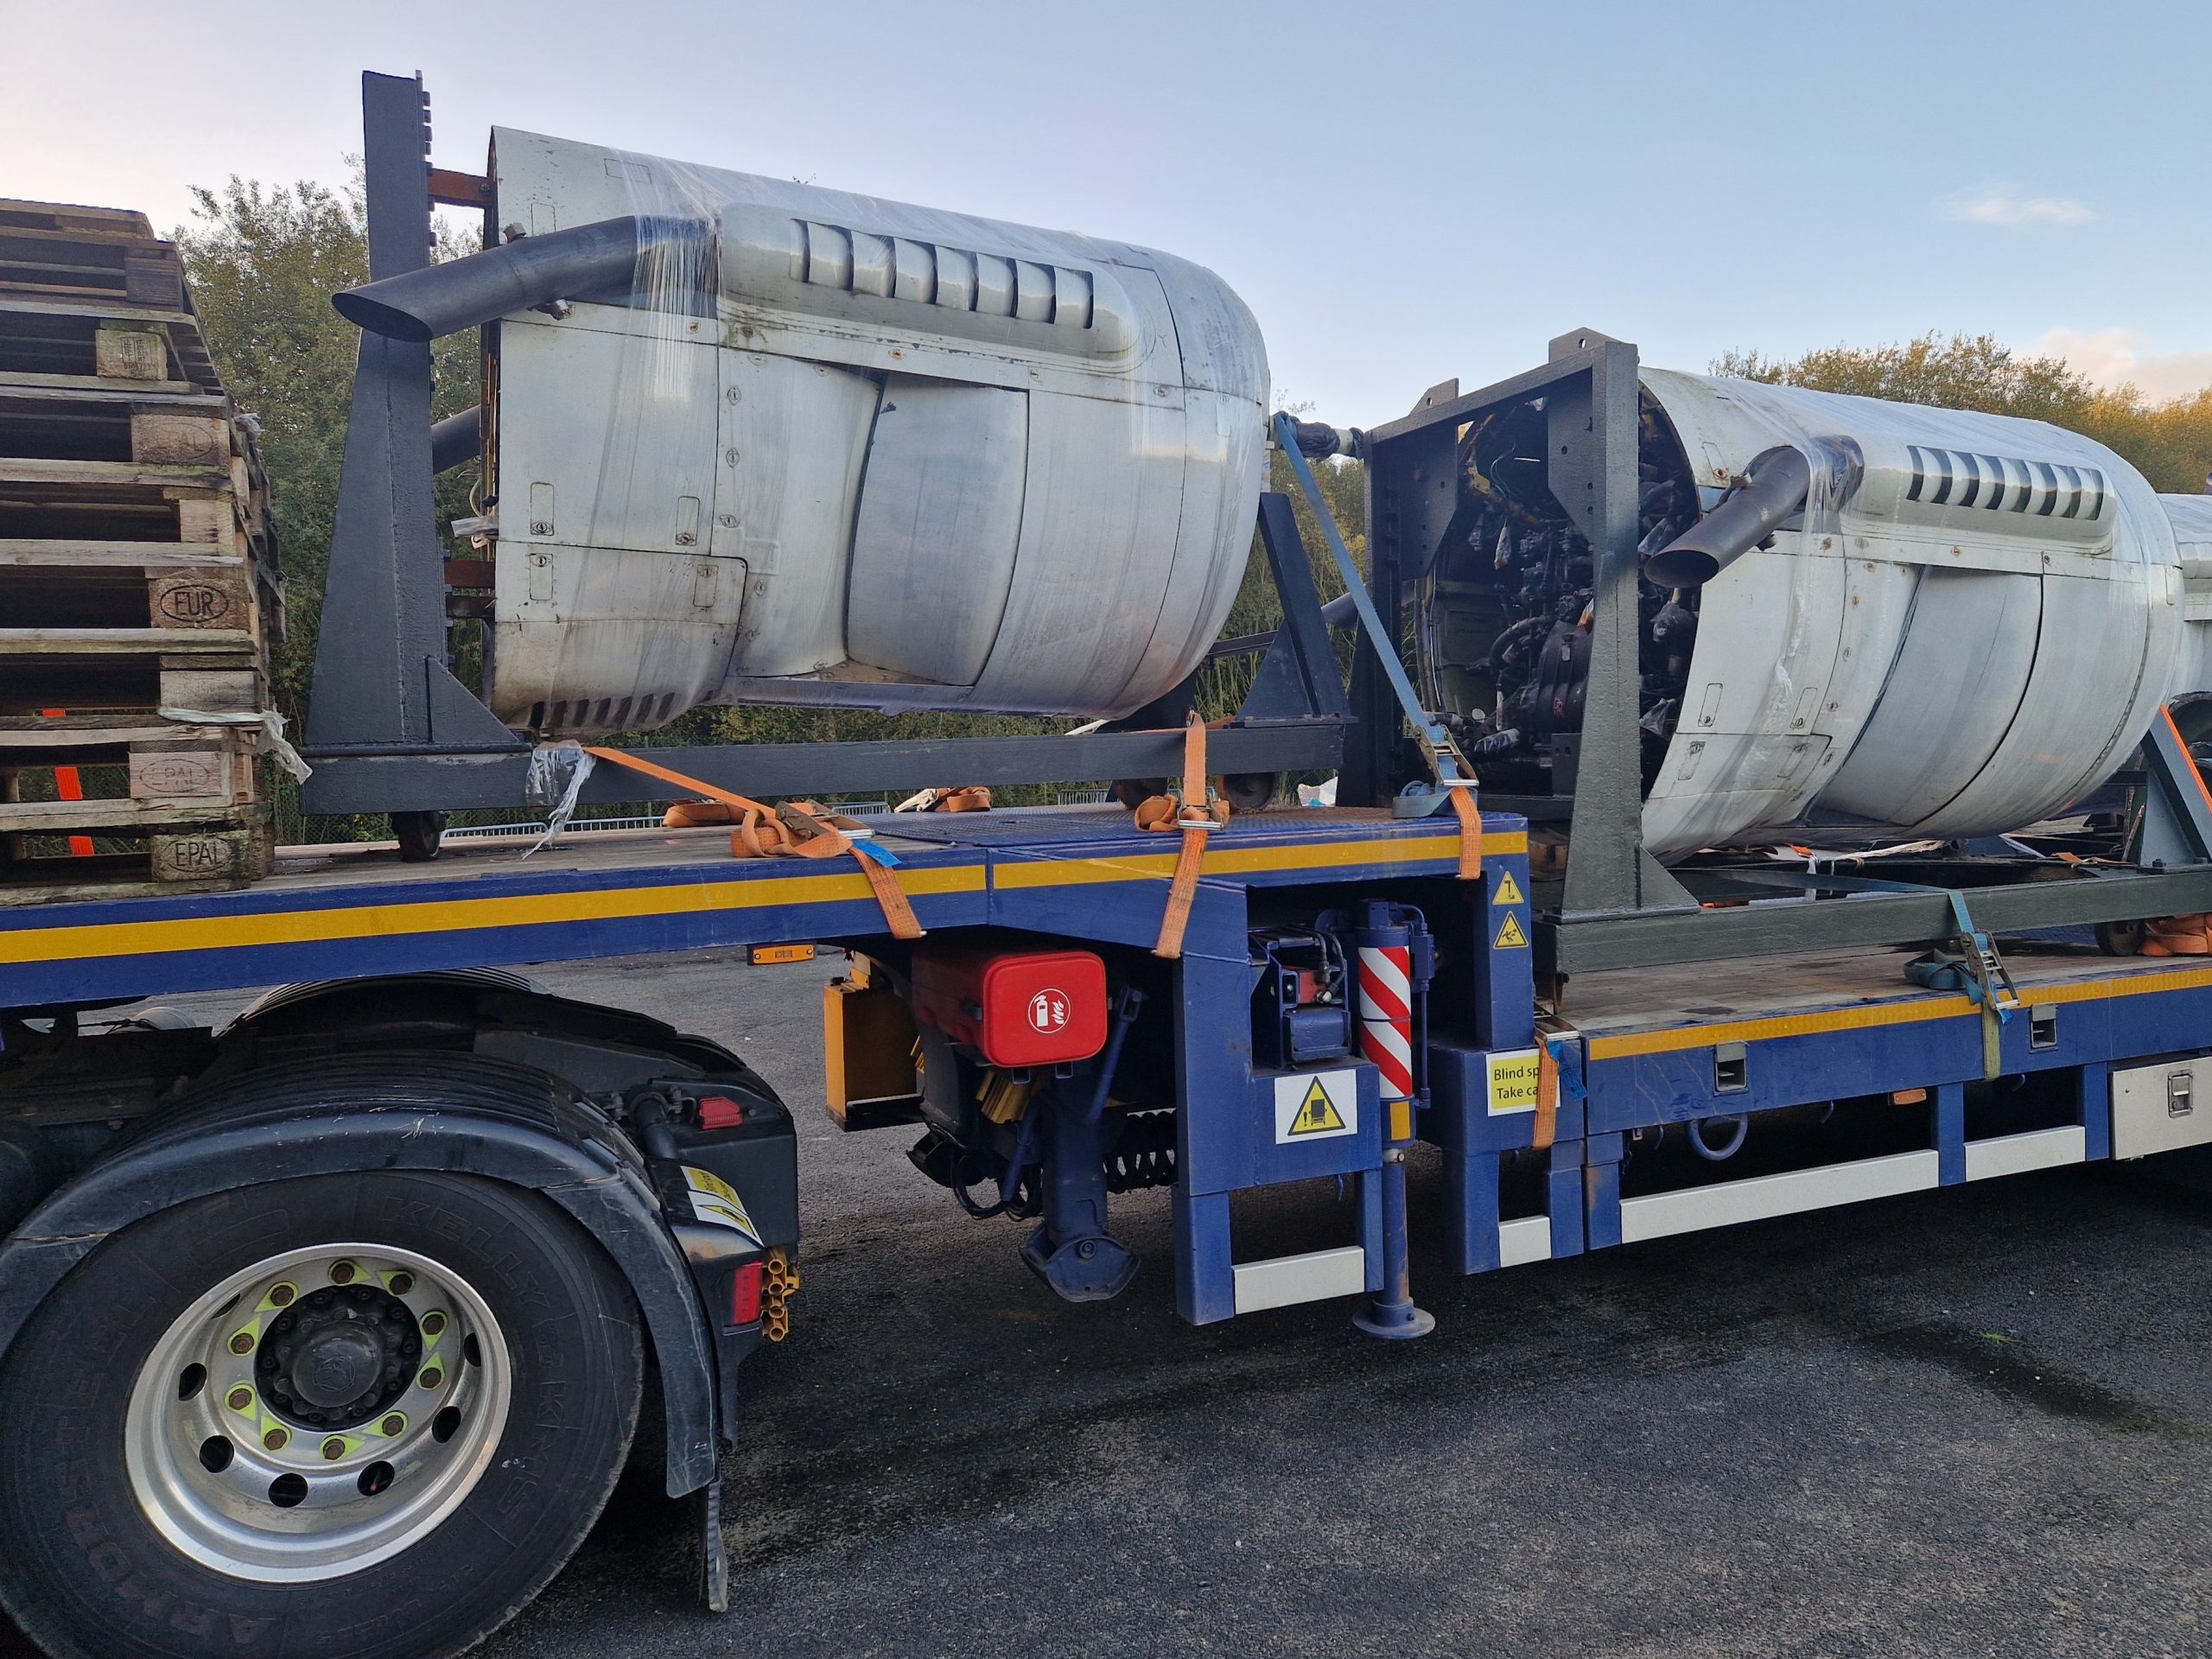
[{"left": 0, "top": 1170, "right": 642, "bottom": 1659}]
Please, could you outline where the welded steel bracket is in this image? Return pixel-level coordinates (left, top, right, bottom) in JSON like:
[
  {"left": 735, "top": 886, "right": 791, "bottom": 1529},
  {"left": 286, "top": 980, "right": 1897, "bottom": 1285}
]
[
  {"left": 301, "top": 71, "right": 522, "bottom": 800},
  {"left": 1238, "top": 493, "right": 1352, "bottom": 724},
  {"left": 2135, "top": 709, "right": 2212, "bottom": 870},
  {"left": 1358, "top": 329, "right": 1694, "bottom": 922}
]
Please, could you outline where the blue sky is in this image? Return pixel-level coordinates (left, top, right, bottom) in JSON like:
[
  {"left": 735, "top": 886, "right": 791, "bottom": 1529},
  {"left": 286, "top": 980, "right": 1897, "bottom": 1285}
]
[{"left": 9, "top": 0, "right": 2207, "bottom": 422}]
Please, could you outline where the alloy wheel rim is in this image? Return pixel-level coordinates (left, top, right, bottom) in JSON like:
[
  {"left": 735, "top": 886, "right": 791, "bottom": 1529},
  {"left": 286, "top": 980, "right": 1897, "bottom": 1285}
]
[{"left": 123, "top": 1242, "right": 512, "bottom": 1582}]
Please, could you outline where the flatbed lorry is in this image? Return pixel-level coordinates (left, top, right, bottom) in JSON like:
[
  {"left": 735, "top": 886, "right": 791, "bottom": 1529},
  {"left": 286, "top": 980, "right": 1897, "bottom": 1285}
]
[
  {"left": 10, "top": 63, "right": 2212, "bottom": 1659},
  {"left": 4, "top": 798, "right": 2210, "bottom": 1658}
]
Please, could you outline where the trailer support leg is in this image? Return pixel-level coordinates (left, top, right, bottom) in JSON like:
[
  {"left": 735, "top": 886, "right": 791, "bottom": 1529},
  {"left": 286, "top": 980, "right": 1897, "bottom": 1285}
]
[
  {"left": 1353, "top": 1147, "right": 1434, "bottom": 1339},
  {"left": 1021, "top": 1089, "right": 1138, "bottom": 1301}
]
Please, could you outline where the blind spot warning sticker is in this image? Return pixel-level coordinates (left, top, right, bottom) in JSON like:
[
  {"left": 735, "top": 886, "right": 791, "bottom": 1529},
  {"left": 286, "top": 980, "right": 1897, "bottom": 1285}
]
[
  {"left": 1274, "top": 1071, "right": 1357, "bottom": 1142},
  {"left": 1486, "top": 1049, "right": 1541, "bottom": 1116}
]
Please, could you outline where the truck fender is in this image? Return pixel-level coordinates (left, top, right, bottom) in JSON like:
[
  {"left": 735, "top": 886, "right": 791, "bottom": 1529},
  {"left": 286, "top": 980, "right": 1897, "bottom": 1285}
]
[{"left": 0, "top": 1053, "right": 724, "bottom": 1497}]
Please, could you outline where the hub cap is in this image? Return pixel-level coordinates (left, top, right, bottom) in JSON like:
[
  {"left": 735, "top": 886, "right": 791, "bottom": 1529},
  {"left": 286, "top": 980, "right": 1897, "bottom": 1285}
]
[{"left": 124, "top": 1243, "right": 512, "bottom": 1581}]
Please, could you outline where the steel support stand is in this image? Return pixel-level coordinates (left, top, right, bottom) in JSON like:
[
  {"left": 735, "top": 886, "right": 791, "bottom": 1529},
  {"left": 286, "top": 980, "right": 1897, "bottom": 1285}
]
[{"left": 1352, "top": 1146, "right": 1433, "bottom": 1340}]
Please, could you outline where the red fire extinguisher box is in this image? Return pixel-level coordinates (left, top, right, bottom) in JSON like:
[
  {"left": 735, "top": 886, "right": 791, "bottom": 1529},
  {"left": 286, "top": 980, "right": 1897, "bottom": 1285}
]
[{"left": 910, "top": 946, "right": 1108, "bottom": 1069}]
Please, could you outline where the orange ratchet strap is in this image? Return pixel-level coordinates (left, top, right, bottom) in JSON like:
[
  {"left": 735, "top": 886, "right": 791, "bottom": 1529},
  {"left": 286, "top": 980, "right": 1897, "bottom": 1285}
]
[
  {"left": 583, "top": 747, "right": 923, "bottom": 940},
  {"left": 1135, "top": 712, "right": 1229, "bottom": 960},
  {"left": 1532, "top": 1037, "right": 1560, "bottom": 1153},
  {"left": 1446, "top": 780, "right": 1482, "bottom": 881}
]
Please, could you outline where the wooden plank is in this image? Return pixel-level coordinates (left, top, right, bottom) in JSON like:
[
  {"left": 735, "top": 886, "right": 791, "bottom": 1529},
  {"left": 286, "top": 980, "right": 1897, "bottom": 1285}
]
[
  {"left": 0, "top": 539, "right": 245, "bottom": 569},
  {"left": 0, "top": 296, "right": 192, "bottom": 327},
  {"left": 0, "top": 798, "right": 257, "bottom": 833},
  {"left": 92, "top": 321, "right": 171, "bottom": 381},
  {"left": 147, "top": 567, "right": 253, "bottom": 630},
  {"left": 130, "top": 410, "right": 231, "bottom": 467},
  {"left": 0, "top": 868, "right": 240, "bottom": 906},
  {"left": 0, "top": 458, "right": 229, "bottom": 489},
  {"left": 0, "top": 220, "right": 174, "bottom": 256},
  {"left": 0, "top": 628, "right": 256, "bottom": 653},
  {"left": 427, "top": 168, "right": 492, "bottom": 207},
  {"left": 0, "top": 372, "right": 199, "bottom": 396},
  {"left": 0, "top": 715, "right": 232, "bottom": 747},
  {"left": 150, "top": 819, "right": 271, "bottom": 883},
  {"left": 0, "top": 200, "right": 157, "bottom": 239},
  {"left": 158, "top": 665, "right": 264, "bottom": 713}
]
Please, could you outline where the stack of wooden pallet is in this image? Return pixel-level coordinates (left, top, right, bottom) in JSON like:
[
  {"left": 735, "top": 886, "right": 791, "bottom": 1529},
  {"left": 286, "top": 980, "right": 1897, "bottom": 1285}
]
[{"left": 0, "top": 198, "right": 283, "bottom": 899}]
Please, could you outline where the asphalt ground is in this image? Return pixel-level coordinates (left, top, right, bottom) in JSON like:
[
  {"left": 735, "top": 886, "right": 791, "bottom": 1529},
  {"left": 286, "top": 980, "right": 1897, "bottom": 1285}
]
[{"left": 14, "top": 946, "right": 2212, "bottom": 1658}]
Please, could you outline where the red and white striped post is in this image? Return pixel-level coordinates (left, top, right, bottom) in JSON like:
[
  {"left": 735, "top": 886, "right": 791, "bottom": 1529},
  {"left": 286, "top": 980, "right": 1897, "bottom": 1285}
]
[{"left": 1355, "top": 943, "right": 1416, "bottom": 1104}]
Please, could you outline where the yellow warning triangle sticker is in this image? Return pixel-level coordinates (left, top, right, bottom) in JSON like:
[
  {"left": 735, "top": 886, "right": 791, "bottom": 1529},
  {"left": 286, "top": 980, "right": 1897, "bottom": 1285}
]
[
  {"left": 1493, "top": 912, "right": 1530, "bottom": 950},
  {"left": 1287, "top": 1077, "right": 1348, "bottom": 1135},
  {"left": 1492, "top": 869, "right": 1525, "bottom": 906}
]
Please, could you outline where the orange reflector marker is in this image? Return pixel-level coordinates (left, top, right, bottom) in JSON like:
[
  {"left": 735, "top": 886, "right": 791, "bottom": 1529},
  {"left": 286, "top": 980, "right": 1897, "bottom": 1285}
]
[
  {"left": 749, "top": 942, "right": 817, "bottom": 965},
  {"left": 41, "top": 709, "right": 93, "bottom": 858}
]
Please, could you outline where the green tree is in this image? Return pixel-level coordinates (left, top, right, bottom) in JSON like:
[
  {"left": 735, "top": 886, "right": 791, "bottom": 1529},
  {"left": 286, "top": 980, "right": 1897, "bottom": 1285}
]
[{"left": 1713, "top": 331, "right": 2212, "bottom": 495}]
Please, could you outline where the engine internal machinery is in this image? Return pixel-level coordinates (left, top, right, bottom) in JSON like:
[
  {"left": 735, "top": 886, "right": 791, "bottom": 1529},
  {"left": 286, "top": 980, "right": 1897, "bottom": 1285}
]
[
  {"left": 1416, "top": 389, "right": 1702, "bottom": 802},
  {"left": 1418, "top": 368, "right": 2212, "bottom": 856}
]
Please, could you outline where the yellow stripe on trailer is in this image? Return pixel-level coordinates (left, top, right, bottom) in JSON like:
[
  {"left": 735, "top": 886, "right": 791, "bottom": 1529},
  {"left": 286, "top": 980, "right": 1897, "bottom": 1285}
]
[
  {"left": 1585, "top": 957, "right": 2212, "bottom": 1061},
  {"left": 993, "top": 830, "right": 1528, "bottom": 891},
  {"left": 0, "top": 866, "right": 987, "bottom": 968}
]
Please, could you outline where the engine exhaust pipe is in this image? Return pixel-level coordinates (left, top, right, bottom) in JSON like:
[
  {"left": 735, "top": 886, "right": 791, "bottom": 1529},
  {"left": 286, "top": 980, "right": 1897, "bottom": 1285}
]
[
  {"left": 1644, "top": 445, "right": 1812, "bottom": 588},
  {"left": 334, "top": 215, "right": 708, "bottom": 342},
  {"left": 429, "top": 404, "right": 483, "bottom": 474}
]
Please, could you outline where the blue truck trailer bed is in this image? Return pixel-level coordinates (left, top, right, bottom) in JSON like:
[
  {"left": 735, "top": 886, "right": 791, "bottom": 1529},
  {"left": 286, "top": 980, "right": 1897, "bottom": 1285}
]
[
  {"left": 10, "top": 803, "right": 2203, "bottom": 1319},
  {"left": 0, "top": 804, "right": 1503, "bottom": 1008}
]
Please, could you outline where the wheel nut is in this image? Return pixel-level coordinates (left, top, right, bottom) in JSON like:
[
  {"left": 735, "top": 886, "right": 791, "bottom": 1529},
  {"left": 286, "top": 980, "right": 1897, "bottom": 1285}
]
[
  {"left": 389, "top": 1272, "right": 415, "bottom": 1295},
  {"left": 264, "top": 1427, "right": 289, "bottom": 1452},
  {"left": 418, "top": 1367, "right": 442, "bottom": 1390},
  {"left": 269, "top": 1283, "right": 296, "bottom": 1307},
  {"left": 226, "top": 1385, "right": 254, "bottom": 1412},
  {"left": 380, "top": 1414, "right": 406, "bottom": 1437},
  {"left": 329, "top": 1261, "right": 356, "bottom": 1285},
  {"left": 322, "top": 1437, "right": 347, "bottom": 1461},
  {"left": 228, "top": 1332, "right": 255, "bottom": 1355},
  {"left": 420, "top": 1311, "right": 447, "bottom": 1338}
]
